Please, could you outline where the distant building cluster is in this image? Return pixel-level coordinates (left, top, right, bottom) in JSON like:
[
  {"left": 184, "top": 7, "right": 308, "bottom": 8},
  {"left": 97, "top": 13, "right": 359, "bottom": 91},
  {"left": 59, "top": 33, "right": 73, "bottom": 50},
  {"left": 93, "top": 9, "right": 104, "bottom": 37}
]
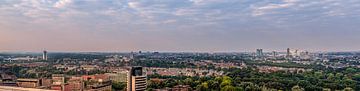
[
  {"left": 146, "top": 67, "right": 224, "bottom": 77},
  {"left": 1, "top": 49, "right": 360, "bottom": 91},
  {"left": 253, "top": 48, "right": 312, "bottom": 61},
  {"left": 256, "top": 66, "right": 312, "bottom": 73}
]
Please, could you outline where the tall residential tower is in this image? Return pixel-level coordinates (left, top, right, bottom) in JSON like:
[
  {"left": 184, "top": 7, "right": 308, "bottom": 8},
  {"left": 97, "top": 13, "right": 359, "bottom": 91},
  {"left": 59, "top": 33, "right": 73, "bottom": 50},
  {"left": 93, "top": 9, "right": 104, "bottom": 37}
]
[
  {"left": 42, "top": 50, "right": 48, "bottom": 60},
  {"left": 127, "top": 66, "right": 146, "bottom": 91}
]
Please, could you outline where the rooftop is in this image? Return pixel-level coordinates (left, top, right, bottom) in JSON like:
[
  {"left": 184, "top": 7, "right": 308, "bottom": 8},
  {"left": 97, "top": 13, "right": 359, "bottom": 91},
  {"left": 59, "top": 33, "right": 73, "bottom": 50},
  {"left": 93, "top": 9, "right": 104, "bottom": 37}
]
[{"left": 0, "top": 86, "right": 57, "bottom": 91}]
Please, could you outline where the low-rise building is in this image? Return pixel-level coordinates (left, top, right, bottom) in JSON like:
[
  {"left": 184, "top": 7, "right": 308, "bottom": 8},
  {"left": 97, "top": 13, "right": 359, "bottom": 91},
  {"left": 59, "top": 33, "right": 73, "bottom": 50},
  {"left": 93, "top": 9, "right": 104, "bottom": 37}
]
[
  {"left": 0, "top": 73, "right": 17, "bottom": 86},
  {"left": 83, "top": 74, "right": 112, "bottom": 91},
  {"left": 0, "top": 86, "right": 57, "bottom": 91},
  {"left": 171, "top": 85, "right": 191, "bottom": 91},
  {"left": 17, "top": 78, "right": 40, "bottom": 88},
  {"left": 65, "top": 77, "right": 84, "bottom": 91},
  {"left": 51, "top": 74, "right": 65, "bottom": 91}
]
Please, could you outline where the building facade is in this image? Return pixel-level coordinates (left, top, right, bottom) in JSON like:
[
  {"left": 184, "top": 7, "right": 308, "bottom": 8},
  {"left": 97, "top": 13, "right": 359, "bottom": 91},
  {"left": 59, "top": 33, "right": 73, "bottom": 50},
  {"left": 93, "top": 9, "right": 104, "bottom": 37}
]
[
  {"left": 43, "top": 50, "right": 48, "bottom": 60},
  {"left": 51, "top": 74, "right": 65, "bottom": 91},
  {"left": 127, "top": 66, "right": 147, "bottom": 91},
  {"left": 82, "top": 74, "right": 112, "bottom": 91},
  {"left": 17, "top": 78, "right": 40, "bottom": 88}
]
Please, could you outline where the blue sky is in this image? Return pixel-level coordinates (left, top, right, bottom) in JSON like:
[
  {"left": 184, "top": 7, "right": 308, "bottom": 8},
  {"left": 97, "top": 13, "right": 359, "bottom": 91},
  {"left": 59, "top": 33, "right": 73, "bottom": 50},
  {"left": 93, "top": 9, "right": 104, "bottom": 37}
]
[{"left": 0, "top": 0, "right": 360, "bottom": 52}]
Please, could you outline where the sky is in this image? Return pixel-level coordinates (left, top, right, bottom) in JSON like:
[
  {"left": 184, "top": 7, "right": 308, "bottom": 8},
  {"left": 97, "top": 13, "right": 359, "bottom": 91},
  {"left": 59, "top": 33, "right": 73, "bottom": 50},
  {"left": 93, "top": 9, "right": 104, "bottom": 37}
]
[{"left": 0, "top": 0, "right": 360, "bottom": 52}]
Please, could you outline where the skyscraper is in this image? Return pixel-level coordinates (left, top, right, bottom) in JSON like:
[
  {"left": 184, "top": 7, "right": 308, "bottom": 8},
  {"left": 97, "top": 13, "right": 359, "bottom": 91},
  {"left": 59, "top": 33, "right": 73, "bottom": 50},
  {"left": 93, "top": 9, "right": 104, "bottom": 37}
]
[
  {"left": 256, "top": 49, "right": 264, "bottom": 57},
  {"left": 272, "top": 51, "right": 277, "bottom": 57},
  {"left": 127, "top": 66, "right": 146, "bottom": 91},
  {"left": 130, "top": 52, "right": 135, "bottom": 60},
  {"left": 43, "top": 50, "right": 48, "bottom": 60},
  {"left": 286, "top": 48, "right": 292, "bottom": 58}
]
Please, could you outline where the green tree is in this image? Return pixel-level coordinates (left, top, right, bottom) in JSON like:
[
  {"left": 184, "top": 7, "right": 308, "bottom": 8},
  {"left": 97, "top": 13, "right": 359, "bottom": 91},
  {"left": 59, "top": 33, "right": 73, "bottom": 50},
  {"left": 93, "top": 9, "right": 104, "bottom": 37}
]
[
  {"left": 314, "top": 71, "right": 324, "bottom": 79},
  {"left": 291, "top": 85, "right": 304, "bottom": 91},
  {"left": 196, "top": 82, "right": 209, "bottom": 91},
  {"left": 184, "top": 78, "right": 193, "bottom": 85},
  {"left": 220, "top": 76, "right": 232, "bottom": 88},
  {"left": 297, "top": 80, "right": 310, "bottom": 88},
  {"left": 335, "top": 73, "right": 344, "bottom": 80},
  {"left": 327, "top": 73, "right": 335, "bottom": 80},
  {"left": 345, "top": 68, "right": 357, "bottom": 74},
  {"left": 343, "top": 87, "right": 354, "bottom": 91},
  {"left": 164, "top": 79, "right": 177, "bottom": 87},
  {"left": 221, "top": 85, "right": 236, "bottom": 91},
  {"left": 112, "top": 82, "right": 126, "bottom": 91},
  {"left": 352, "top": 73, "right": 360, "bottom": 81}
]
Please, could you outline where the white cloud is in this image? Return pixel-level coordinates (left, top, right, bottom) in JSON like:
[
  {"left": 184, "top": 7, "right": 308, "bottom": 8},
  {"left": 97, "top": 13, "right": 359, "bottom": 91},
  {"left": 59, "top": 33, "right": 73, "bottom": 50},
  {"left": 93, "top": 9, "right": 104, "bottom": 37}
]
[
  {"left": 127, "top": 2, "right": 141, "bottom": 9},
  {"left": 54, "top": 0, "right": 73, "bottom": 8},
  {"left": 10, "top": 0, "right": 56, "bottom": 18},
  {"left": 252, "top": 0, "right": 298, "bottom": 16},
  {"left": 258, "top": 3, "right": 293, "bottom": 10},
  {"left": 162, "top": 19, "right": 177, "bottom": 24},
  {"left": 58, "top": 9, "right": 88, "bottom": 18},
  {"left": 1, "top": 0, "right": 360, "bottom": 31},
  {"left": 189, "top": 0, "right": 204, "bottom": 5},
  {"left": 325, "top": 10, "right": 346, "bottom": 16},
  {"left": 173, "top": 8, "right": 198, "bottom": 16},
  {"left": 1, "top": 0, "right": 360, "bottom": 51},
  {"left": 189, "top": 0, "right": 230, "bottom": 6}
]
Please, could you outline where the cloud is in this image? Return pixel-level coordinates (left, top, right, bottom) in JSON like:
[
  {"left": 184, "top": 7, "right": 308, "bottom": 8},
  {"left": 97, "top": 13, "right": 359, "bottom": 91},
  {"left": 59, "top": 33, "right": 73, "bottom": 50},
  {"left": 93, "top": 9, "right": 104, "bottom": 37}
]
[
  {"left": 1, "top": 0, "right": 359, "bottom": 27},
  {"left": 1, "top": 0, "right": 360, "bottom": 51},
  {"left": 189, "top": 0, "right": 233, "bottom": 6},
  {"left": 162, "top": 19, "right": 177, "bottom": 24},
  {"left": 252, "top": 0, "right": 298, "bottom": 16},
  {"left": 54, "top": 0, "right": 72, "bottom": 8},
  {"left": 6, "top": 0, "right": 57, "bottom": 19},
  {"left": 173, "top": 8, "right": 198, "bottom": 16},
  {"left": 127, "top": 1, "right": 141, "bottom": 9}
]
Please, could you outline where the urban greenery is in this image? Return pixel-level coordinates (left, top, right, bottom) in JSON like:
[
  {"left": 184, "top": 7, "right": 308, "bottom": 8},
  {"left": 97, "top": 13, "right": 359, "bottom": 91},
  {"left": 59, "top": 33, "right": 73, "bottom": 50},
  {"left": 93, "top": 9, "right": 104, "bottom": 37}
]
[{"left": 147, "top": 67, "right": 360, "bottom": 91}]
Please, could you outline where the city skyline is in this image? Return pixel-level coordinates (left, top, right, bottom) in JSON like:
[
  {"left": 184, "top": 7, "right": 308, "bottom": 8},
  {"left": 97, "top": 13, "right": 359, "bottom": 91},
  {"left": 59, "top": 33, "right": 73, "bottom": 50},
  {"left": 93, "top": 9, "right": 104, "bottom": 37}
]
[{"left": 1, "top": 0, "right": 360, "bottom": 52}]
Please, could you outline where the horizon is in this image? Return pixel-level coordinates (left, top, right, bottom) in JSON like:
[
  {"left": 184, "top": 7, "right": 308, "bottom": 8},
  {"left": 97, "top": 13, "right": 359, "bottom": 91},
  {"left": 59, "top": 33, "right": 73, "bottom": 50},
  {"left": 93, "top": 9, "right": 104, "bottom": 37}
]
[
  {"left": 1, "top": 49, "right": 360, "bottom": 53},
  {"left": 1, "top": 0, "right": 360, "bottom": 52}
]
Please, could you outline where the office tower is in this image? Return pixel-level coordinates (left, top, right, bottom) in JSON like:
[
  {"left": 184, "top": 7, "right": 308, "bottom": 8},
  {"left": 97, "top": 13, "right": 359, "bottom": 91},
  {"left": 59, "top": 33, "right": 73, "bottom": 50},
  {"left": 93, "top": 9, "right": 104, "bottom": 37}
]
[
  {"left": 42, "top": 50, "right": 48, "bottom": 60},
  {"left": 127, "top": 66, "right": 146, "bottom": 91},
  {"left": 130, "top": 52, "right": 135, "bottom": 60},
  {"left": 286, "top": 48, "right": 291, "bottom": 58},
  {"left": 256, "top": 49, "right": 264, "bottom": 57},
  {"left": 272, "top": 51, "right": 277, "bottom": 57}
]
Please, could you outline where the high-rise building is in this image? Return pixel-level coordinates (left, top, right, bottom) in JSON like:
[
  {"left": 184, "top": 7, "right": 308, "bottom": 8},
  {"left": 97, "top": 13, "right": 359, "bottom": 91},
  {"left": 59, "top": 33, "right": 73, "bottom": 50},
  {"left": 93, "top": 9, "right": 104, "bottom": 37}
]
[
  {"left": 130, "top": 52, "right": 135, "bottom": 61},
  {"left": 286, "top": 48, "right": 291, "bottom": 58},
  {"left": 272, "top": 51, "right": 277, "bottom": 57},
  {"left": 42, "top": 51, "right": 48, "bottom": 60},
  {"left": 127, "top": 66, "right": 146, "bottom": 91},
  {"left": 256, "top": 49, "right": 264, "bottom": 57}
]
